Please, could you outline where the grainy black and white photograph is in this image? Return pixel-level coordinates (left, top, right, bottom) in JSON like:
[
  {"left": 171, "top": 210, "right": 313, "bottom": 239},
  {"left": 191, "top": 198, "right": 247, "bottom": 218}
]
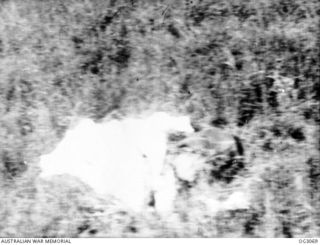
[{"left": 0, "top": 0, "right": 319, "bottom": 239}]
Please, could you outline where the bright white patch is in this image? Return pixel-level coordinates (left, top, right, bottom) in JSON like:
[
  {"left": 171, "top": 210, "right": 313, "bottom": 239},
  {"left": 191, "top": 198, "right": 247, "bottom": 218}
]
[
  {"left": 222, "top": 191, "right": 250, "bottom": 210},
  {"left": 39, "top": 112, "right": 194, "bottom": 213},
  {"left": 197, "top": 190, "right": 250, "bottom": 215},
  {"left": 172, "top": 153, "right": 205, "bottom": 182},
  {"left": 154, "top": 164, "right": 177, "bottom": 215}
]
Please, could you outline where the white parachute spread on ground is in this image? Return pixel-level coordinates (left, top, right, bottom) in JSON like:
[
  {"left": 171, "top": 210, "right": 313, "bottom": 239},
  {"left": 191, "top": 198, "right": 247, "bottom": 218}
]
[
  {"left": 39, "top": 111, "right": 251, "bottom": 215},
  {"left": 39, "top": 112, "right": 194, "bottom": 213}
]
